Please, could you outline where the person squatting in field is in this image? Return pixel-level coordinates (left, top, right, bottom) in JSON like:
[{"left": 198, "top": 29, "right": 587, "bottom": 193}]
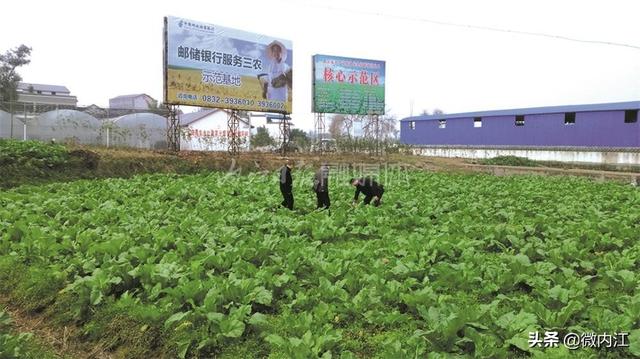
[
  {"left": 313, "top": 163, "right": 330, "bottom": 210},
  {"left": 279, "top": 160, "right": 294, "bottom": 210},
  {"left": 350, "top": 177, "right": 385, "bottom": 207}
]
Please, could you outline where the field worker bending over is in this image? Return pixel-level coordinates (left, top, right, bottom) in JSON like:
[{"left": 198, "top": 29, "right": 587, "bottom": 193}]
[
  {"left": 350, "top": 177, "right": 385, "bottom": 207},
  {"left": 313, "top": 163, "right": 330, "bottom": 210},
  {"left": 279, "top": 160, "right": 294, "bottom": 210}
]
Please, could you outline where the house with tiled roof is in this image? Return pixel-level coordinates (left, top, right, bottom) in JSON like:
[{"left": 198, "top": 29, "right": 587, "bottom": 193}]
[
  {"left": 109, "top": 94, "right": 157, "bottom": 110},
  {"left": 16, "top": 82, "right": 78, "bottom": 106}
]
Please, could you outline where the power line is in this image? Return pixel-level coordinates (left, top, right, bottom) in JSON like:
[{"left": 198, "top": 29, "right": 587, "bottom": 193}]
[{"left": 307, "top": 3, "right": 640, "bottom": 51}]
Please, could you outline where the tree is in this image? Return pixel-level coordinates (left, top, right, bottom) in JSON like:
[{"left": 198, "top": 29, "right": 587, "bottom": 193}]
[
  {"left": 147, "top": 98, "right": 159, "bottom": 109},
  {"left": 0, "top": 45, "right": 32, "bottom": 102},
  {"left": 379, "top": 114, "right": 398, "bottom": 140},
  {"left": 289, "top": 128, "right": 310, "bottom": 149},
  {"left": 329, "top": 115, "right": 345, "bottom": 138},
  {"left": 251, "top": 126, "right": 274, "bottom": 147},
  {"left": 362, "top": 114, "right": 398, "bottom": 140},
  {"left": 361, "top": 108, "right": 398, "bottom": 140},
  {"left": 342, "top": 114, "right": 365, "bottom": 139}
]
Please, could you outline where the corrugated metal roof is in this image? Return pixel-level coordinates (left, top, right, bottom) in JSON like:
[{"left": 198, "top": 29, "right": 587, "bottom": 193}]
[
  {"left": 402, "top": 101, "right": 640, "bottom": 122},
  {"left": 18, "top": 82, "right": 70, "bottom": 94}
]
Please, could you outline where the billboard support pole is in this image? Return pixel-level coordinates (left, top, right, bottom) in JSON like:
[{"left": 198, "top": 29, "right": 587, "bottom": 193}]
[
  {"left": 166, "top": 104, "right": 180, "bottom": 152},
  {"left": 374, "top": 114, "right": 380, "bottom": 156},
  {"left": 279, "top": 114, "right": 291, "bottom": 156},
  {"left": 228, "top": 110, "right": 240, "bottom": 156},
  {"left": 314, "top": 112, "right": 325, "bottom": 153}
]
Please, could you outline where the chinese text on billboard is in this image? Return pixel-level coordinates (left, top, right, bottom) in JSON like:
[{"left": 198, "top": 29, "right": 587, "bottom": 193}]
[
  {"left": 164, "top": 16, "right": 293, "bottom": 113},
  {"left": 313, "top": 55, "right": 385, "bottom": 115}
]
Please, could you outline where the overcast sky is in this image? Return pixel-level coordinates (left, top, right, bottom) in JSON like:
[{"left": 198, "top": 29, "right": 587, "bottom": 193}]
[{"left": 1, "top": 0, "right": 638, "bottom": 130}]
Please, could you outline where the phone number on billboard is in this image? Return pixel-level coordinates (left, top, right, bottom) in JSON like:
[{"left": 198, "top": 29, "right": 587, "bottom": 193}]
[
  {"left": 257, "top": 101, "right": 285, "bottom": 110},
  {"left": 197, "top": 96, "right": 284, "bottom": 110},
  {"left": 201, "top": 96, "right": 255, "bottom": 106}
]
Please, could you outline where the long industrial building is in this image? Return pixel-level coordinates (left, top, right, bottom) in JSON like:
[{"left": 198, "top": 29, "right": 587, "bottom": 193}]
[{"left": 400, "top": 101, "right": 640, "bottom": 164}]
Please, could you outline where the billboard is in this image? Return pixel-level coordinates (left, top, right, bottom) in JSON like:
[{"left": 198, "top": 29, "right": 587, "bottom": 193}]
[
  {"left": 164, "top": 16, "right": 293, "bottom": 113},
  {"left": 312, "top": 54, "right": 385, "bottom": 115}
]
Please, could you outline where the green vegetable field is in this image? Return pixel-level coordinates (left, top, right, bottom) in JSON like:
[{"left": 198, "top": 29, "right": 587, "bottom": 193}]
[
  {"left": 0, "top": 139, "right": 69, "bottom": 168},
  {"left": 1, "top": 170, "right": 640, "bottom": 358}
]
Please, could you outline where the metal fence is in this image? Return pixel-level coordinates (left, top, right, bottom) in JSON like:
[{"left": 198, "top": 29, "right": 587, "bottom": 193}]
[{"left": 0, "top": 102, "right": 169, "bottom": 149}]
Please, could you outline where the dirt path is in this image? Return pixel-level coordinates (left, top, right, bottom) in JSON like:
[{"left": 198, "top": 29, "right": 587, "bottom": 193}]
[
  {"left": 457, "top": 161, "right": 639, "bottom": 184},
  {"left": 1, "top": 297, "right": 112, "bottom": 359},
  {"left": 76, "top": 146, "right": 640, "bottom": 183}
]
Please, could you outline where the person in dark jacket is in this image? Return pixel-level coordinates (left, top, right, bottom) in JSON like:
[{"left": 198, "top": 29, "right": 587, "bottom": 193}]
[
  {"left": 313, "top": 163, "right": 330, "bottom": 209},
  {"left": 279, "top": 160, "right": 294, "bottom": 210},
  {"left": 350, "top": 177, "right": 385, "bottom": 207}
]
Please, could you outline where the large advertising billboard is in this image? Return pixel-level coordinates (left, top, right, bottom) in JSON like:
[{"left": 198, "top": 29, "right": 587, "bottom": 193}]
[
  {"left": 164, "top": 16, "right": 293, "bottom": 113},
  {"left": 312, "top": 55, "right": 385, "bottom": 115}
]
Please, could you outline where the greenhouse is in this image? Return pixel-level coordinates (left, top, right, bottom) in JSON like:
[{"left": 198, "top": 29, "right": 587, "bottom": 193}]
[
  {"left": 0, "top": 108, "right": 168, "bottom": 149},
  {"left": 107, "top": 112, "right": 167, "bottom": 149},
  {"left": 0, "top": 109, "right": 104, "bottom": 145}
]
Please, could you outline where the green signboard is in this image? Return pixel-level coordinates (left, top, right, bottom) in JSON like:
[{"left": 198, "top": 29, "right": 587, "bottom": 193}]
[{"left": 312, "top": 54, "right": 385, "bottom": 115}]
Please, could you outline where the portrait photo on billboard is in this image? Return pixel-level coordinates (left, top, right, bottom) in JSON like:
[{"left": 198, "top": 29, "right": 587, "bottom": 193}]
[{"left": 164, "top": 16, "right": 293, "bottom": 113}]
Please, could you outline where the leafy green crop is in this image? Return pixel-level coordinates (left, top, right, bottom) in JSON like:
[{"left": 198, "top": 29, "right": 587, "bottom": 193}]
[
  {"left": 0, "top": 171, "right": 639, "bottom": 358},
  {"left": 0, "top": 139, "right": 69, "bottom": 168},
  {"left": 0, "top": 310, "right": 58, "bottom": 359}
]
